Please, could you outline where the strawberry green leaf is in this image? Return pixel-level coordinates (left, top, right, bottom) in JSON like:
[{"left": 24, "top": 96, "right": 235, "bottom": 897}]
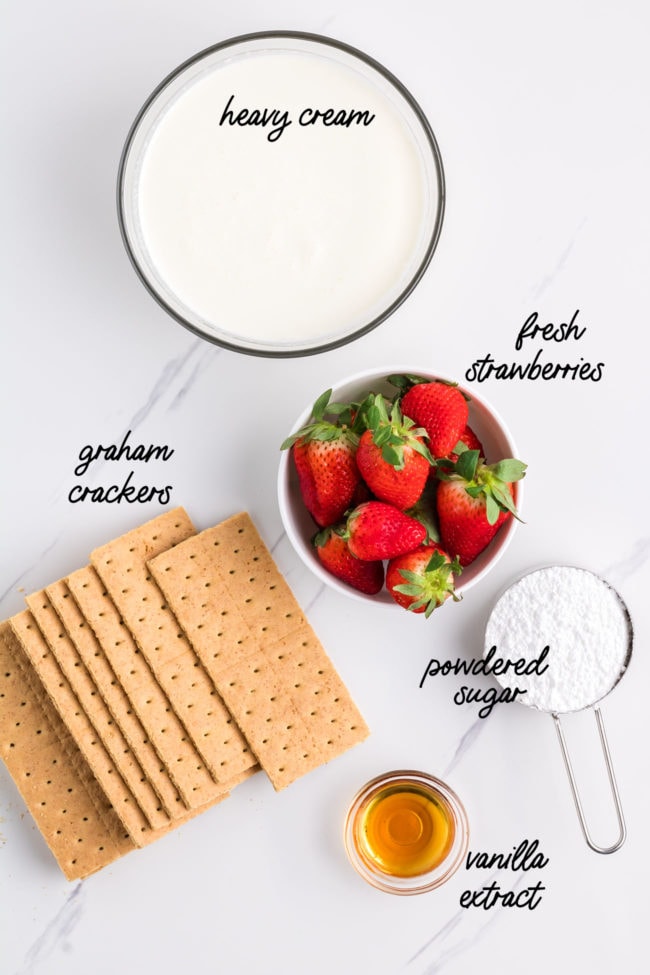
[
  {"left": 410, "top": 439, "right": 435, "bottom": 465},
  {"left": 406, "top": 484, "right": 440, "bottom": 543},
  {"left": 392, "top": 553, "right": 462, "bottom": 617},
  {"left": 312, "top": 528, "right": 330, "bottom": 547},
  {"left": 377, "top": 396, "right": 390, "bottom": 423},
  {"left": 351, "top": 394, "right": 374, "bottom": 430},
  {"left": 367, "top": 403, "right": 382, "bottom": 429},
  {"left": 311, "top": 389, "right": 332, "bottom": 421},
  {"left": 385, "top": 374, "right": 426, "bottom": 391},
  {"left": 393, "top": 582, "right": 426, "bottom": 597},
  {"left": 373, "top": 425, "right": 393, "bottom": 447},
  {"left": 313, "top": 427, "right": 340, "bottom": 442},
  {"left": 396, "top": 569, "right": 423, "bottom": 585},
  {"left": 390, "top": 399, "right": 403, "bottom": 424},
  {"left": 456, "top": 449, "right": 480, "bottom": 482},
  {"left": 491, "top": 459, "right": 527, "bottom": 482},
  {"left": 425, "top": 551, "right": 447, "bottom": 572},
  {"left": 382, "top": 444, "right": 403, "bottom": 468},
  {"left": 280, "top": 410, "right": 360, "bottom": 449},
  {"left": 464, "top": 484, "right": 483, "bottom": 499},
  {"left": 490, "top": 482, "right": 521, "bottom": 519},
  {"left": 485, "top": 493, "right": 501, "bottom": 525},
  {"left": 327, "top": 401, "right": 354, "bottom": 419}
]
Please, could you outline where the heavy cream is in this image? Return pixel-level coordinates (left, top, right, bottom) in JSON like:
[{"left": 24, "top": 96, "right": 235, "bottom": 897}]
[{"left": 120, "top": 37, "right": 443, "bottom": 352}]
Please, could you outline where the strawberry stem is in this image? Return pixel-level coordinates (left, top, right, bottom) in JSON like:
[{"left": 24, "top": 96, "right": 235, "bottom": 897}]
[
  {"left": 361, "top": 393, "right": 435, "bottom": 470},
  {"left": 437, "top": 444, "right": 527, "bottom": 525},
  {"left": 393, "top": 552, "right": 462, "bottom": 617},
  {"left": 280, "top": 389, "right": 360, "bottom": 450}
]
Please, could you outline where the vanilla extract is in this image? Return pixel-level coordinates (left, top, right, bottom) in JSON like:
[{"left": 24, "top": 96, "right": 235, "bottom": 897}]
[
  {"left": 354, "top": 780, "right": 455, "bottom": 878},
  {"left": 460, "top": 880, "right": 546, "bottom": 911},
  {"left": 460, "top": 840, "right": 549, "bottom": 911},
  {"left": 466, "top": 839, "right": 549, "bottom": 872}
]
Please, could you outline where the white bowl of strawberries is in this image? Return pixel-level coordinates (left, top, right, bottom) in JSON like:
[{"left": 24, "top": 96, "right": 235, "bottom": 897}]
[{"left": 278, "top": 368, "right": 525, "bottom": 616}]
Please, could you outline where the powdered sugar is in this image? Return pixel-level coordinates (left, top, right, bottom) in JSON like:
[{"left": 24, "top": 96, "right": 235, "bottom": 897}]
[{"left": 485, "top": 566, "right": 632, "bottom": 713}]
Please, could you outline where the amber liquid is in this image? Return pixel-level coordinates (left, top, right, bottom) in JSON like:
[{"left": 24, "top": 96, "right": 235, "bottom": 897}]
[{"left": 355, "top": 782, "right": 455, "bottom": 878}]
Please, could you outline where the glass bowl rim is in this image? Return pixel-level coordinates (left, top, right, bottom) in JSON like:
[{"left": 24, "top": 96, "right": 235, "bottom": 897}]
[
  {"left": 343, "top": 769, "right": 470, "bottom": 894},
  {"left": 116, "top": 29, "right": 446, "bottom": 358}
]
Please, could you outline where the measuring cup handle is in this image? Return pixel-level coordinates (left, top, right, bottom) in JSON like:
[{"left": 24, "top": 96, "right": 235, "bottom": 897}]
[{"left": 552, "top": 707, "right": 626, "bottom": 854}]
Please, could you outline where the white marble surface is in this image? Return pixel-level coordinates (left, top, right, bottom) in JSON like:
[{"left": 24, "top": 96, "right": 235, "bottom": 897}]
[{"left": 1, "top": 1, "right": 648, "bottom": 973}]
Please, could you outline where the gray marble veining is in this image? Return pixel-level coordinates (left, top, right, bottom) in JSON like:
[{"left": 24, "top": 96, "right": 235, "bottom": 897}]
[{"left": 15, "top": 884, "right": 84, "bottom": 975}]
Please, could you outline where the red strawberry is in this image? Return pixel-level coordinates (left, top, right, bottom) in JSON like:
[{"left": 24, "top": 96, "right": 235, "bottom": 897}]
[
  {"left": 281, "top": 389, "right": 361, "bottom": 527},
  {"left": 386, "top": 544, "right": 462, "bottom": 617},
  {"left": 433, "top": 425, "right": 486, "bottom": 481},
  {"left": 350, "top": 477, "right": 374, "bottom": 507},
  {"left": 355, "top": 394, "right": 433, "bottom": 509},
  {"left": 313, "top": 526, "right": 384, "bottom": 595},
  {"left": 345, "top": 501, "right": 426, "bottom": 560},
  {"left": 291, "top": 438, "right": 359, "bottom": 527},
  {"left": 437, "top": 480, "right": 512, "bottom": 566},
  {"left": 449, "top": 425, "right": 484, "bottom": 462},
  {"left": 397, "top": 378, "right": 469, "bottom": 458},
  {"left": 436, "top": 446, "right": 526, "bottom": 566},
  {"left": 406, "top": 480, "right": 440, "bottom": 543}
]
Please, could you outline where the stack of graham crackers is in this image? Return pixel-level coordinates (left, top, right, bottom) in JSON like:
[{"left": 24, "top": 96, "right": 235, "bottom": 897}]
[{"left": 0, "top": 508, "right": 369, "bottom": 880}]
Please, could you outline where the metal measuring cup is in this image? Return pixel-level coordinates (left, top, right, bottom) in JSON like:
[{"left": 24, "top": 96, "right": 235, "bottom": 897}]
[{"left": 484, "top": 565, "right": 633, "bottom": 854}]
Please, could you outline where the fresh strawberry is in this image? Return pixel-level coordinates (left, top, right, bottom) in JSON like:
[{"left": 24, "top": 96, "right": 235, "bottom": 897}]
[
  {"left": 355, "top": 394, "right": 433, "bottom": 509},
  {"left": 433, "top": 425, "right": 486, "bottom": 480},
  {"left": 386, "top": 544, "right": 462, "bottom": 617},
  {"left": 345, "top": 501, "right": 427, "bottom": 560},
  {"left": 406, "top": 480, "right": 440, "bottom": 543},
  {"left": 449, "top": 425, "right": 484, "bottom": 462},
  {"left": 313, "top": 526, "right": 384, "bottom": 595},
  {"left": 281, "top": 389, "right": 361, "bottom": 527},
  {"left": 350, "top": 477, "right": 374, "bottom": 507},
  {"left": 436, "top": 446, "right": 526, "bottom": 566},
  {"left": 391, "top": 375, "right": 469, "bottom": 458}
]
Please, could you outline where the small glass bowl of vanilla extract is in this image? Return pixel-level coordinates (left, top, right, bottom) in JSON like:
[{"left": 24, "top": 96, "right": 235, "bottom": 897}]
[{"left": 344, "top": 771, "right": 469, "bottom": 894}]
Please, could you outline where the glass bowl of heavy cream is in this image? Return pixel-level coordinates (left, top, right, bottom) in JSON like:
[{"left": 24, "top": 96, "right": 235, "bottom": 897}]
[{"left": 117, "top": 31, "right": 445, "bottom": 356}]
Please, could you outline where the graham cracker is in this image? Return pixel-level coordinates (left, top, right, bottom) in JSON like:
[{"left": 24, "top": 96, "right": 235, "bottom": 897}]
[
  {"left": 66, "top": 565, "right": 229, "bottom": 809},
  {"left": 9, "top": 609, "right": 155, "bottom": 846},
  {"left": 148, "top": 512, "right": 369, "bottom": 789},
  {"left": 90, "top": 508, "right": 256, "bottom": 785},
  {"left": 46, "top": 577, "right": 184, "bottom": 819},
  {"left": 26, "top": 588, "right": 169, "bottom": 831},
  {"left": 0, "top": 621, "right": 134, "bottom": 879}
]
